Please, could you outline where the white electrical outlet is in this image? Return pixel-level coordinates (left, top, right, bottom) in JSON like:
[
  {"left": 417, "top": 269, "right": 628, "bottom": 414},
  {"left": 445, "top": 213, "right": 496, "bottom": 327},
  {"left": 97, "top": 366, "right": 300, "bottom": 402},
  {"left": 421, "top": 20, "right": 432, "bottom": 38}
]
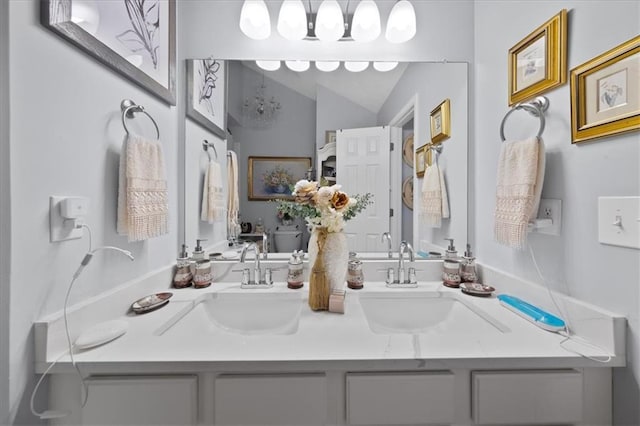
[
  {"left": 50, "top": 196, "right": 89, "bottom": 242},
  {"left": 533, "top": 198, "right": 562, "bottom": 236}
]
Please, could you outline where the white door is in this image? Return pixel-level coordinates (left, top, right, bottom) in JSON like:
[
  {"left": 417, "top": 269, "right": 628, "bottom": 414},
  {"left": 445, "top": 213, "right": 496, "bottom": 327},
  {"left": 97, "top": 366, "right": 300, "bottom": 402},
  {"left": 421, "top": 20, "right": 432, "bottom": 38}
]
[{"left": 336, "top": 126, "right": 393, "bottom": 252}]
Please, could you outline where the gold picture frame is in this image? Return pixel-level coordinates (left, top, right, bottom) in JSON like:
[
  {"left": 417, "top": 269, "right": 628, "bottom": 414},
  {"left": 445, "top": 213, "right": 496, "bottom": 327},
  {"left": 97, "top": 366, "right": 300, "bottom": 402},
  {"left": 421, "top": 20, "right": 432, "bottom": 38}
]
[
  {"left": 508, "top": 9, "right": 567, "bottom": 106},
  {"left": 248, "top": 156, "right": 312, "bottom": 201},
  {"left": 570, "top": 35, "right": 640, "bottom": 143},
  {"left": 430, "top": 99, "right": 451, "bottom": 143},
  {"left": 415, "top": 146, "right": 427, "bottom": 178}
]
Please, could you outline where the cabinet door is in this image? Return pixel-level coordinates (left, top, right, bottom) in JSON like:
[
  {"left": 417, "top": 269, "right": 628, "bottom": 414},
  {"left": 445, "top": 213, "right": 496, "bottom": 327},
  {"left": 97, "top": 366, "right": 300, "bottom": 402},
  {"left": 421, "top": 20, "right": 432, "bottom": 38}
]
[
  {"left": 215, "top": 373, "right": 327, "bottom": 425},
  {"left": 81, "top": 376, "right": 197, "bottom": 425},
  {"left": 346, "top": 371, "right": 455, "bottom": 425}
]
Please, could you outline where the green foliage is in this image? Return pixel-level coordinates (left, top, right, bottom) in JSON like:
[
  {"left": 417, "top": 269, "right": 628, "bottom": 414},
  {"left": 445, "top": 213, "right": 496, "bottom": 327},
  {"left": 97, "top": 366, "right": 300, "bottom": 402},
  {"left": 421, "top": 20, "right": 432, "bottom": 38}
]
[{"left": 274, "top": 192, "right": 373, "bottom": 223}]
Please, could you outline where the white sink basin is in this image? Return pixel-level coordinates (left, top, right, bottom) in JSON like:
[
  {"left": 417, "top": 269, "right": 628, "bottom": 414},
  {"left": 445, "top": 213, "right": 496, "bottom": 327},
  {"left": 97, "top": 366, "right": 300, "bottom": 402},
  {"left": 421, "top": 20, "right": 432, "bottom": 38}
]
[
  {"left": 200, "top": 291, "right": 303, "bottom": 335},
  {"left": 358, "top": 291, "right": 506, "bottom": 335}
]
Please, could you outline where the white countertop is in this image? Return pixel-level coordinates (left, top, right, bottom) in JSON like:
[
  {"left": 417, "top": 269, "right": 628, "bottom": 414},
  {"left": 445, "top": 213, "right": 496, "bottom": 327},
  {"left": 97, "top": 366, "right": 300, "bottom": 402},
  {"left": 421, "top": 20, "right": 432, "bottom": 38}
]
[{"left": 35, "top": 270, "right": 626, "bottom": 374}]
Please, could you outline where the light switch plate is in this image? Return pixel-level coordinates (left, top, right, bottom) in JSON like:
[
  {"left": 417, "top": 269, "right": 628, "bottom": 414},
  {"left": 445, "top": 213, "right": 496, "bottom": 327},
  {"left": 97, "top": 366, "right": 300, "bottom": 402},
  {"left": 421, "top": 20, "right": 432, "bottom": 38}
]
[
  {"left": 598, "top": 196, "right": 640, "bottom": 249},
  {"left": 50, "top": 196, "right": 84, "bottom": 242}
]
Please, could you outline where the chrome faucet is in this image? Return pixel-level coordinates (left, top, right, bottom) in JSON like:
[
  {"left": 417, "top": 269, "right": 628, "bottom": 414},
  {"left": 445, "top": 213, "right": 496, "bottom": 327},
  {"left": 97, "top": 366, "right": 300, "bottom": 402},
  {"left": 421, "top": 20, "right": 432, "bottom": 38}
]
[
  {"left": 381, "top": 232, "right": 393, "bottom": 259},
  {"left": 239, "top": 242, "right": 272, "bottom": 288},
  {"left": 261, "top": 232, "right": 268, "bottom": 259},
  {"left": 386, "top": 240, "right": 417, "bottom": 287}
]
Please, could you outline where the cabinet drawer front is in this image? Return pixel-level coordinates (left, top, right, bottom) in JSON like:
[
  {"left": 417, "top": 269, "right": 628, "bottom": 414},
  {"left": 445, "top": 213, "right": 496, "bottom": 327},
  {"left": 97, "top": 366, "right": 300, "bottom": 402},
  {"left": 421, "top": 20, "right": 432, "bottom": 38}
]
[
  {"left": 346, "top": 371, "right": 455, "bottom": 425},
  {"left": 472, "top": 370, "right": 583, "bottom": 425},
  {"left": 215, "top": 373, "right": 327, "bottom": 425}
]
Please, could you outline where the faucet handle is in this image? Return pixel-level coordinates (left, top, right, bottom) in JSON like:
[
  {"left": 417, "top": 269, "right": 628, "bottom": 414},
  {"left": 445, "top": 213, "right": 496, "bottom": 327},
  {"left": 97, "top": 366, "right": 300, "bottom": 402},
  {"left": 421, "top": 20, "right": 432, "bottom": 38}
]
[
  {"left": 386, "top": 267, "right": 395, "bottom": 285},
  {"left": 407, "top": 267, "right": 417, "bottom": 284},
  {"left": 239, "top": 268, "right": 250, "bottom": 285},
  {"left": 263, "top": 268, "right": 273, "bottom": 285}
]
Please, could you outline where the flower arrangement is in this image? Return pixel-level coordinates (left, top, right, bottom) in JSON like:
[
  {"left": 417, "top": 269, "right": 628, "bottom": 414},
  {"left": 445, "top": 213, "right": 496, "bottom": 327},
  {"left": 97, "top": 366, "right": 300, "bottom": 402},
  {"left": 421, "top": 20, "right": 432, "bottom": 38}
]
[{"left": 275, "top": 180, "right": 373, "bottom": 233}]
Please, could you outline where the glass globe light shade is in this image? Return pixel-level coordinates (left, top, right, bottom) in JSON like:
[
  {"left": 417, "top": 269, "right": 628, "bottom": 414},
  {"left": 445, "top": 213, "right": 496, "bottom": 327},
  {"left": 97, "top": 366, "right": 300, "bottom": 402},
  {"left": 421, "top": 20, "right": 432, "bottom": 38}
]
[
  {"left": 315, "top": 61, "right": 340, "bottom": 72},
  {"left": 256, "top": 60, "right": 281, "bottom": 71},
  {"left": 344, "top": 61, "right": 369, "bottom": 72},
  {"left": 285, "top": 60, "right": 311, "bottom": 72},
  {"left": 385, "top": 0, "right": 416, "bottom": 43},
  {"left": 277, "top": 0, "right": 308, "bottom": 40},
  {"left": 315, "top": 0, "right": 345, "bottom": 42},
  {"left": 239, "top": 0, "right": 271, "bottom": 40},
  {"left": 373, "top": 61, "right": 398, "bottom": 72},
  {"left": 351, "top": 0, "right": 381, "bottom": 42}
]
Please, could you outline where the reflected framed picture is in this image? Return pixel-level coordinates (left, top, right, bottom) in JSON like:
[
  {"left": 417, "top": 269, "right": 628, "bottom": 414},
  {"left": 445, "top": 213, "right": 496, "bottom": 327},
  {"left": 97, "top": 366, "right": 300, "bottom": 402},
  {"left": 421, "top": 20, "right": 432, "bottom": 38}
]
[
  {"left": 248, "top": 156, "right": 312, "bottom": 201},
  {"left": 415, "top": 146, "right": 426, "bottom": 178},
  {"left": 402, "top": 133, "right": 414, "bottom": 167},
  {"left": 41, "top": 0, "right": 176, "bottom": 105},
  {"left": 508, "top": 9, "right": 567, "bottom": 105},
  {"left": 402, "top": 176, "right": 414, "bottom": 210},
  {"left": 570, "top": 35, "right": 640, "bottom": 143},
  {"left": 186, "top": 59, "right": 226, "bottom": 139},
  {"left": 430, "top": 99, "right": 451, "bottom": 143},
  {"left": 325, "top": 130, "right": 337, "bottom": 145}
]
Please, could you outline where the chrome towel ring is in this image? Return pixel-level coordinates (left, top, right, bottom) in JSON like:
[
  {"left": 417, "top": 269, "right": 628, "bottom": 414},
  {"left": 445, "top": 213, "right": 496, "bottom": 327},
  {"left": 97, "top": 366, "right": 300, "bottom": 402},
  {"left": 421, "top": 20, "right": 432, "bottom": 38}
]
[
  {"left": 500, "top": 96, "right": 549, "bottom": 142},
  {"left": 120, "top": 99, "right": 160, "bottom": 140},
  {"left": 202, "top": 140, "right": 218, "bottom": 161}
]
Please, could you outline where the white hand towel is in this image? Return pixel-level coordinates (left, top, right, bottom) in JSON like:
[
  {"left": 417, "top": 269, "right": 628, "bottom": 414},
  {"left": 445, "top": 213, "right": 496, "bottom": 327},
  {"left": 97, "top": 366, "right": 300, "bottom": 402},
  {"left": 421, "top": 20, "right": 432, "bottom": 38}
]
[
  {"left": 439, "top": 165, "right": 450, "bottom": 220},
  {"left": 117, "top": 134, "right": 169, "bottom": 242},
  {"left": 226, "top": 150, "right": 239, "bottom": 228},
  {"left": 201, "top": 160, "right": 225, "bottom": 223},
  {"left": 494, "top": 137, "right": 545, "bottom": 249},
  {"left": 421, "top": 162, "right": 447, "bottom": 227}
]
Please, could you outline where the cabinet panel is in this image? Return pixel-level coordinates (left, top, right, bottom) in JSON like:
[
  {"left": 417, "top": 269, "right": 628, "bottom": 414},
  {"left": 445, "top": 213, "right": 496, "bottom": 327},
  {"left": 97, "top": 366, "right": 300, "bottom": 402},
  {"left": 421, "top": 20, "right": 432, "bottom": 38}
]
[
  {"left": 346, "top": 371, "right": 455, "bottom": 425},
  {"left": 81, "top": 375, "right": 197, "bottom": 425},
  {"left": 472, "top": 370, "right": 583, "bottom": 425},
  {"left": 215, "top": 373, "right": 327, "bottom": 425}
]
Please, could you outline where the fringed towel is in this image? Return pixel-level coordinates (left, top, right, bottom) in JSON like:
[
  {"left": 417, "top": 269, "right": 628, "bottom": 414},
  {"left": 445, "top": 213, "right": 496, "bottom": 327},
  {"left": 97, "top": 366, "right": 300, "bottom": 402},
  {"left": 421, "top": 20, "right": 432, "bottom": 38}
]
[
  {"left": 226, "top": 150, "right": 239, "bottom": 229},
  {"left": 421, "top": 162, "right": 450, "bottom": 227},
  {"left": 201, "top": 160, "right": 225, "bottom": 223},
  {"left": 117, "top": 134, "right": 169, "bottom": 242},
  {"left": 494, "top": 137, "right": 545, "bottom": 249}
]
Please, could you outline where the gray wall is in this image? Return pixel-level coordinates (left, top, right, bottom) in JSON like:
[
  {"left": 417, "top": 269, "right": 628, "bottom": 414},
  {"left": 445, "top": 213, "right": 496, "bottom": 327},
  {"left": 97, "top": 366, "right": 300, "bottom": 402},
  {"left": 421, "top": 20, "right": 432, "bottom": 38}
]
[
  {"left": 473, "top": 2, "right": 640, "bottom": 424},
  {"left": 228, "top": 63, "right": 316, "bottom": 238},
  {"left": 315, "top": 85, "right": 377, "bottom": 149}
]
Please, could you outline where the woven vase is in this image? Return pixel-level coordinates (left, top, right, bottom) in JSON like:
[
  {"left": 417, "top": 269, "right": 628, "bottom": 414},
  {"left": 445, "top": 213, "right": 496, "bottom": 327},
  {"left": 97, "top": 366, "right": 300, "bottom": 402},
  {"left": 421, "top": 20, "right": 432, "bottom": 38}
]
[{"left": 307, "top": 227, "right": 348, "bottom": 311}]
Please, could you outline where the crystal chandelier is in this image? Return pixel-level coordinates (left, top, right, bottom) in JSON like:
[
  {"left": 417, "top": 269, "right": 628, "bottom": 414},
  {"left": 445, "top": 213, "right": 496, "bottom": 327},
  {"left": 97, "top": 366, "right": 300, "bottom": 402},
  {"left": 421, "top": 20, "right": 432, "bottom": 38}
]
[{"left": 242, "top": 75, "right": 282, "bottom": 126}]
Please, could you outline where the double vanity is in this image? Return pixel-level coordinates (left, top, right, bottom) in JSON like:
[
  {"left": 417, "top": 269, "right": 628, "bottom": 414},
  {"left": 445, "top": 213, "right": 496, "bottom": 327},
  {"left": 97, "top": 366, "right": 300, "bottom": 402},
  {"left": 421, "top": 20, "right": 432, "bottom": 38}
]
[{"left": 35, "top": 257, "right": 625, "bottom": 425}]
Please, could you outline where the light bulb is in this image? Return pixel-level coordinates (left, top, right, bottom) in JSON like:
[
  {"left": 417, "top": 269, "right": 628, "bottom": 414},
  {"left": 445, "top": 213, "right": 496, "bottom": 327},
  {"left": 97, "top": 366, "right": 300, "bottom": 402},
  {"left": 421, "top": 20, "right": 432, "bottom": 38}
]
[
  {"left": 256, "top": 60, "right": 281, "bottom": 71},
  {"left": 345, "top": 61, "right": 369, "bottom": 72},
  {"left": 351, "top": 0, "right": 381, "bottom": 42},
  {"left": 315, "top": 61, "right": 340, "bottom": 72},
  {"left": 373, "top": 61, "right": 398, "bottom": 72},
  {"left": 239, "top": 0, "right": 271, "bottom": 40},
  {"left": 285, "top": 60, "right": 310, "bottom": 72},
  {"left": 385, "top": 0, "right": 416, "bottom": 43},
  {"left": 277, "top": 0, "right": 308, "bottom": 40},
  {"left": 315, "top": 0, "right": 345, "bottom": 42}
]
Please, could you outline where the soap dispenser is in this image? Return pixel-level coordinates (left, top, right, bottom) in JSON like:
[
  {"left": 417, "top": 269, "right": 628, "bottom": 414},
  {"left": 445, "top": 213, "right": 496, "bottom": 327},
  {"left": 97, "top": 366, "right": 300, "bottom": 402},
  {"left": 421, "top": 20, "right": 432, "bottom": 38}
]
[
  {"left": 192, "top": 239, "right": 206, "bottom": 261},
  {"left": 173, "top": 244, "right": 193, "bottom": 288},
  {"left": 442, "top": 238, "right": 461, "bottom": 288},
  {"left": 287, "top": 250, "right": 304, "bottom": 289},
  {"left": 460, "top": 243, "right": 478, "bottom": 283}
]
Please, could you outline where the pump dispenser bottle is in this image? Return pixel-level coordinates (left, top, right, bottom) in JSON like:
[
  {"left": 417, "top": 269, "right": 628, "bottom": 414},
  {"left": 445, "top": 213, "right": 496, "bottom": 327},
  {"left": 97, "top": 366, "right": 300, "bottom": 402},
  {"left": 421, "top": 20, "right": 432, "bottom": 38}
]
[
  {"left": 442, "top": 238, "right": 461, "bottom": 288},
  {"left": 192, "top": 239, "right": 206, "bottom": 260},
  {"left": 287, "top": 250, "right": 304, "bottom": 289},
  {"left": 461, "top": 243, "right": 478, "bottom": 283},
  {"left": 173, "top": 244, "right": 193, "bottom": 288}
]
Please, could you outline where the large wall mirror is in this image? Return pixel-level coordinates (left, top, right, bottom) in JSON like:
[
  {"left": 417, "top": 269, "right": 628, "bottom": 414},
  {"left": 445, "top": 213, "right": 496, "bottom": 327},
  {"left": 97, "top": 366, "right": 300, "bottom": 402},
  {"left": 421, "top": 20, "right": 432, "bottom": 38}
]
[{"left": 184, "top": 60, "right": 468, "bottom": 255}]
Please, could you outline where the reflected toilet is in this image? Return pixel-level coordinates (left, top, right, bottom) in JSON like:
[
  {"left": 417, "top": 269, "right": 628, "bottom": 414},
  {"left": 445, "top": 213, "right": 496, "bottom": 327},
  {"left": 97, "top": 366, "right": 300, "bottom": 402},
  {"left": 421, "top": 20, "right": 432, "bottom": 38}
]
[{"left": 273, "top": 225, "right": 302, "bottom": 253}]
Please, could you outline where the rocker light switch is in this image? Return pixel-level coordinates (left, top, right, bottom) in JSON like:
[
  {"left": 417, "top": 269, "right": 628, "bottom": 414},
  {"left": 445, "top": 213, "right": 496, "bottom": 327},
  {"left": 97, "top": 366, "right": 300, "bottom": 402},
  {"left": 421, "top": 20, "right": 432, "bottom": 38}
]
[{"left": 598, "top": 196, "right": 640, "bottom": 249}]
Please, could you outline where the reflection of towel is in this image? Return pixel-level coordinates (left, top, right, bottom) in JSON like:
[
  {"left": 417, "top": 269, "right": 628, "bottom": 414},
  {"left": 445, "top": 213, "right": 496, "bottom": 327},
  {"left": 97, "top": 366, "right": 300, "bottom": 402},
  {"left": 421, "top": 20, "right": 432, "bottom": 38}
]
[
  {"left": 226, "top": 150, "right": 239, "bottom": 228},
  {"left": 421, "top": 163, "right": 449, "bottom": 227},
  {"left": 494, "top": 137, "right": 545, "bottom": 249},
  {"left": 117, "top": 134, "right": 169, "bottom": 241},
  {"left": 201, "top": 160, "right": 225, "bottom": 223}
]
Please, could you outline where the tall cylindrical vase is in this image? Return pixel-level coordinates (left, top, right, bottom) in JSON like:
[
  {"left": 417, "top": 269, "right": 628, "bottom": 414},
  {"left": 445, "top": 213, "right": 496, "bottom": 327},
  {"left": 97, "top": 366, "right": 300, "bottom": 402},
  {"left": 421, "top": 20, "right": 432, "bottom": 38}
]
[{"left": 307, "top": 227, "right": 348, "bottom": 311}]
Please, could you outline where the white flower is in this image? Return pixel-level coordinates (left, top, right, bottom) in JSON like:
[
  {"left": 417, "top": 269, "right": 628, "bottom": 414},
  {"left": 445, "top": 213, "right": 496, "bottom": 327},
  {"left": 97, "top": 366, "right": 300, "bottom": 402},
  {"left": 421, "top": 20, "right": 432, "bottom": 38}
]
[{"left": 314, "top": 186, "right": 335, "bottom": 209}]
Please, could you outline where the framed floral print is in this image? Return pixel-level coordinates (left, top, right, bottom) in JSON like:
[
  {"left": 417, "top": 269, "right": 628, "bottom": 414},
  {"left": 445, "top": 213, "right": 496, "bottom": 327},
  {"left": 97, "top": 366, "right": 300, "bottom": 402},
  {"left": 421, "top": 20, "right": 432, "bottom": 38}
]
[
  {"left": 248, "top": 156, "right": 312, "bottom": 201},
  {"left": 430, "top": 99, "right": 451, "bottom": 143},
  {"left": 186, "top": 58, "right": 226, "bottom": 139},
  {"left": 570, "top": 35, "right": 640, "bottom": 143},
  {"left": 415, "top": 146, "right": 426, "bottom": 178},
  {"left": 41, "top": 0, "right": 176, "bottom": 105},
  {"left": 508, "top": 9, "right": 567, "bottom": 106}
]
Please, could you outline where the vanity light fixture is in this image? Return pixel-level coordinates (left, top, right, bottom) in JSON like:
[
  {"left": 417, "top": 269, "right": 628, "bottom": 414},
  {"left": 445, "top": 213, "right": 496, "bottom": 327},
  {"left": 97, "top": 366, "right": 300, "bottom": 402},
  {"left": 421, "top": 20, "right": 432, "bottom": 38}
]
[
  {"left": 315, "top": 0, "right": 345, "bottom": 42},
  {"left": 239, "top": 0, "right": 272, "bottom": 40},
  {"left": 285, "top": 60, "right": 311, "bottom": 72},
  {"left": 385, "top": 0, "right": 416, "bottom": 43},
  {"left": 315, "top": 61, "right": 341, "bottom": 72},
  {"left": 345, "top": 61, "right": 369, "bottom": 72},
  {"left": 277, "top": 0, "right": 308, "bottom": 41},
  {"left": 351, "top": 0, "right": 381, "bottom": 42},
  {"left": 373, "top": 61, "right": 399, "bottom": 72},
  {"left": 256, "top": 60, "right": 281, "bottom": 71}
]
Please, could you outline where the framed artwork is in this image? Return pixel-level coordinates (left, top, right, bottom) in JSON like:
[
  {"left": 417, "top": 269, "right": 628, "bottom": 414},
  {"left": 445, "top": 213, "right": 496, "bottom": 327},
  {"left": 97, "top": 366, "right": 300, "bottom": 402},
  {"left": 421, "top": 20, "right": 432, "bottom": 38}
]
[
  {"left": 325, "top": 130, "right": 337, "bottom": 145},
  {"left": 415, "top": 146, "right": 426, "bottom": 178},
  {"left": 402, "top": 177, "right": 413, "bottom": 210},
  {"left": 508, "top": 9, "right": 567, "bottom": 105},
  {"left": 402, "top": 134, "right": 414, "bottom": 167},
  {"left": 41, "top": 0, "right": 176, "bottom": 105},
  {"left": 570, "top": 35, "right": 640, "bottom": 143},
  {"left": 430, "top": 99, "right": 451, "bottom": 143},
  {"left": 248, "top": 156, "right": 312, "bottom": 201},
  {"left": 187, "top": 59, "right": 226, "bottom": 139}
]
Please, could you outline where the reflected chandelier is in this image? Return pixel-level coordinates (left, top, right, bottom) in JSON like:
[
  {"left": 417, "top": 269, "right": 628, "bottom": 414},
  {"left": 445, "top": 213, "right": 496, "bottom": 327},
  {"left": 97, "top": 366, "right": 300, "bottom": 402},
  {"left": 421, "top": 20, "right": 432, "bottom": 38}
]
[
  {"left": 239, "top": 0, "right": 416, "bottom": 43},
  {"left": 242, "top": 75, "right": 282, "bottom": 126}
]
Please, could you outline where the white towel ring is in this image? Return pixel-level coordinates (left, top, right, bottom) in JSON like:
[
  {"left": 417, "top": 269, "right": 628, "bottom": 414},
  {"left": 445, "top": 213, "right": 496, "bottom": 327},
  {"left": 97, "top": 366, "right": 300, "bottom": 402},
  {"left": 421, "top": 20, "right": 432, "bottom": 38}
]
[
  {"left": 500, "top": 96, "right": 549, "bottom": 142},
  {"left": 120, "top": 99, "right": 160, "bottom": 140}
]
